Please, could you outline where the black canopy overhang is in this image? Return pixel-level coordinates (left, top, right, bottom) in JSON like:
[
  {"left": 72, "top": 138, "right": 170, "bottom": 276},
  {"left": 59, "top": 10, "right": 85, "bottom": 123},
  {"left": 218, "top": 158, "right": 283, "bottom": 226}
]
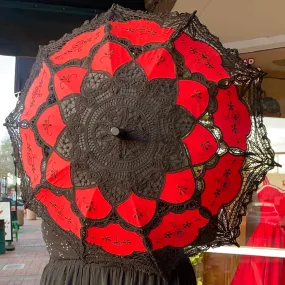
[{"left": 0, "top": 0, "right": 146, "bottom": 57}]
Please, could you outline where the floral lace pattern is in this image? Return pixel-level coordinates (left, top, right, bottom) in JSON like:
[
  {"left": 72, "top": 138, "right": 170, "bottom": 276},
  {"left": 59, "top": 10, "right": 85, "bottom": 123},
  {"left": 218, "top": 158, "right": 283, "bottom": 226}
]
[{"left": 5, "top": 4, "right": 276, "bottom": 279}]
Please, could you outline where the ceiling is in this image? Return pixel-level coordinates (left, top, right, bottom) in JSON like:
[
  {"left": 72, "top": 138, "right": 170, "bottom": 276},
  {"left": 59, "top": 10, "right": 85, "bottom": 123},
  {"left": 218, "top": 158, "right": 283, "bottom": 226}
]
[
  {"left": 172, "top": 0, "right": 285, "bottom": 76},
  {"left": 172, "top": 0, "right": 285, "bottom": 50}
]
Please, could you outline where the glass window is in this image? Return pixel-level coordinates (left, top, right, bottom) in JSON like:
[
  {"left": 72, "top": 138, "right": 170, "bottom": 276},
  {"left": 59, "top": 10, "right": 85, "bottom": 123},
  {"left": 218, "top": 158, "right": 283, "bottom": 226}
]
[{"left": 190, "top": 48, "right": 285, "bottom": 285}]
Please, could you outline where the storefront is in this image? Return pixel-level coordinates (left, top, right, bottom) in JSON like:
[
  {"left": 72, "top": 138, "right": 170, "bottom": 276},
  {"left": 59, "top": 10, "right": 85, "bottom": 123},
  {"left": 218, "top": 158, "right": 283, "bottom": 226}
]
[
  {"left": 167, "top": 1, "right": 285, "bottom": 282},
  {"left": 1, "top": 1, "right": 284, "bottom": 284},
  {"left": 185, "top": 48, "right": 285, "bottom": 285}
]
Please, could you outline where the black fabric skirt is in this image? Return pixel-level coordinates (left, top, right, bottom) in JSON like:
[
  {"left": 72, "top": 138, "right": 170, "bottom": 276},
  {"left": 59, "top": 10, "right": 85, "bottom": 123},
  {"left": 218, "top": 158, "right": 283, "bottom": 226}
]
[
  {"left": 41, "top": 222, "right": 197, "bottom": 285},
  {"left": 40, "top": 258, "right": 197, "bottom": 285}
]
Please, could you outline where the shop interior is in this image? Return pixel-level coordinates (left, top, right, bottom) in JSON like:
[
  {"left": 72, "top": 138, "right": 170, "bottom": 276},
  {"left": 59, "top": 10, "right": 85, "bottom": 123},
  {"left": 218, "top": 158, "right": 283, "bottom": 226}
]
[{"left": 194, "top": 48, "right": 285, "bottom": 285}]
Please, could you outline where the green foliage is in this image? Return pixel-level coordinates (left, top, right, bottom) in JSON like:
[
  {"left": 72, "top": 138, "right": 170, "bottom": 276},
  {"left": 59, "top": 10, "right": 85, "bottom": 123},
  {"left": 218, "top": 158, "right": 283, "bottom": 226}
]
[
  {"left": 8, "top": 185, "right": 15, "bottom": 192},
  {"left": 190, "top": 253, "right": 203, "bottom": 266},
  {"left": 190, "top": 253, "right": 203, "bottom": 285},
  {"left": 0, "top": 135, "right": 14, "bottom": 178},
  {"left": 197, "top": 277, "right": 203, "bottom": 285}
]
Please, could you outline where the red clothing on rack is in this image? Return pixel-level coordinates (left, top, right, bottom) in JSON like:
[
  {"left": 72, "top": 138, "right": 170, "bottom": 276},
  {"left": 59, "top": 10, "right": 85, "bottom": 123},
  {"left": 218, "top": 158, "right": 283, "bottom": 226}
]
[{"left": 231, "top": 182, "right": 285, "bottom": 285}]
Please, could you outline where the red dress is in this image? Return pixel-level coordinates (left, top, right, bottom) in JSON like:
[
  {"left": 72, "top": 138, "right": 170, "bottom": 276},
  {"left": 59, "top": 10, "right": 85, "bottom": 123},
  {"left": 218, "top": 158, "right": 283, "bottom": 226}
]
[{"left": 231, "top": 182, "right": 285, "bottom": 285}]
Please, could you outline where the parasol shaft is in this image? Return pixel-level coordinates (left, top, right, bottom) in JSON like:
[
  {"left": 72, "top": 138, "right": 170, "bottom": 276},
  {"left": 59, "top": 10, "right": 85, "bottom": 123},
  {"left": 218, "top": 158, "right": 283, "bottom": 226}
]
[{"left": 110, "top": 127, "right": 127, "bottom": 140}]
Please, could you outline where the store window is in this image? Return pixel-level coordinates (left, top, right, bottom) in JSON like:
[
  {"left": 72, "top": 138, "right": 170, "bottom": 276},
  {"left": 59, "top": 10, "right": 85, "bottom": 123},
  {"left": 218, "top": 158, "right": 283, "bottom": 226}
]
[{"left": 190, "top": 48, "right": 285, "bottom": 285}]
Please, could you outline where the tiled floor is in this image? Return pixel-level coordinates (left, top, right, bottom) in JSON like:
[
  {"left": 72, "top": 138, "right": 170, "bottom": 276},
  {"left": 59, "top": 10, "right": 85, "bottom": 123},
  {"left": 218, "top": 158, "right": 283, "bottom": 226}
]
[{"left": 0, "top": 218, "right": 49, "bottom": 285}]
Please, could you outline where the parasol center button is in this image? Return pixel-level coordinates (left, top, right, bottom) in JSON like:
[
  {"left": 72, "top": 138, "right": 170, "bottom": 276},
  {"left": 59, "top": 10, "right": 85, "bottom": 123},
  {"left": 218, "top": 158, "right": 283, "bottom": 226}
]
[{"left": 110, "top": 127, "right": 126, "bottom": 138}]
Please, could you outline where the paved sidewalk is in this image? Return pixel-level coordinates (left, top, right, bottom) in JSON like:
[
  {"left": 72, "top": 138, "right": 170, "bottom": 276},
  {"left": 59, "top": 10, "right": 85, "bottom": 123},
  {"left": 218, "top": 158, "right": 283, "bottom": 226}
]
[{"left": 0, "top": 218, "right": 49, "bottom": 285}]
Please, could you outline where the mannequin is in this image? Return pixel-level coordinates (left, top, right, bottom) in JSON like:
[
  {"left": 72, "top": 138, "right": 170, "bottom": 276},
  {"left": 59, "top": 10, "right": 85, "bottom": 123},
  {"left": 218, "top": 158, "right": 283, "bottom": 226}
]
[{"left": 231, "top": 176, "right": 285, "bottom": 285}]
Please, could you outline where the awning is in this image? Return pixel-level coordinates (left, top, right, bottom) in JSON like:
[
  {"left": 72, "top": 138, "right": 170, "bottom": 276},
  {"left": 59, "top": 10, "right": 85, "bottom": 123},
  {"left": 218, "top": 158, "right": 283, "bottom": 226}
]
[
  {"left": 0, "top": 0, "right": 146, "bottom": 56},
  {"left": 14, "top": 57, "right": 36, "bottom": 94}
]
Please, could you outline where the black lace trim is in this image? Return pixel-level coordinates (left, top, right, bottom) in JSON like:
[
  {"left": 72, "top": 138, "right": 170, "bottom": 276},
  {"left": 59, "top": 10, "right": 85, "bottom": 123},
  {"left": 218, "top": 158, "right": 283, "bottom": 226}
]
[{"left": 5, "top": 4, "right": 277, "bottom": 280}]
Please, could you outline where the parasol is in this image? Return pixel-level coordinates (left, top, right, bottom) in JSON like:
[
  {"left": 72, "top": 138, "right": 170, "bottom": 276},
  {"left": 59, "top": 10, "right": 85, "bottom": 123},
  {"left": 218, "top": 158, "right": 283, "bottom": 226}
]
[{"left": 5, "top": 4, "right": 277, "bottom": 278}]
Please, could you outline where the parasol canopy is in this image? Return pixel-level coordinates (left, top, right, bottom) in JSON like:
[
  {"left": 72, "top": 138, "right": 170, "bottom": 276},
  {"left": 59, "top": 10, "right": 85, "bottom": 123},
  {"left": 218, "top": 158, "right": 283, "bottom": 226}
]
[{"left": 6, "top": 4, "right": 277, "bottom": 278}]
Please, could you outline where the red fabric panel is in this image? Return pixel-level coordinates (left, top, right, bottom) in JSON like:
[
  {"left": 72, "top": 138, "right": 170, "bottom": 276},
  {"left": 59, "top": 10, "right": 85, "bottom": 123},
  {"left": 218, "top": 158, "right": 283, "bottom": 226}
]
[
  {"left": 201, "top": 153, "right": 244, "bottom": 215},
  {"left": 36, "top": 105, "right": 66, "bottom": 147},
  {"left": 35, "top": 188, "right": 81, "bottom": 238},
  {"left": 91, "top": 42, "right": 132, "bottom": 76},
  {"left": 232, "top": 182, "right": 285, "bottom": 285},
  {"left": 136, "top": 48, "right": 176, "bottom": 80},
  {"left": 177, "top": 80, "right": 209, "bottom": 119},
  {"left": 148, "top": 210, "right": 209, "bottom": 250},
  {"left": 49, "top": 25, "right": 105, "bottom": 65},
  {"left": 174, "top": 33, "right": 230, "bottom": 83},
  {"left": 86, "top": 224, "right": 146, "bottom": 256},
  {"left": 258, "top": 186, "right": 285, "bottom": 219},
  {"left": 21, "top": 63, "right": 51, "bottom": 121},
  {"left": 183, "top": 123, "right": 218, "bottom": 165},
  {"left": 116, "top": 193, "right": 156, "bottom": 227},
  {"left": 213, "top": 85, "right": 251, "bottom": 150},
  {"left": 54, "top": 67, "right": 88, "bottom": 100},
  {"left": 160, "top": 169, "right": 195, "bottom": 204},
  {"left": 75, "top": 187, "right": 112, "bottom": 220},
  {"left": 46, "top": 152, "right": 72, "bottom": 189},
  {"left": 20, "top": 128, "right": 43, "bottom": 189},
  {"left": 110, "top": 20, "right": 174, "bottom": 46}
]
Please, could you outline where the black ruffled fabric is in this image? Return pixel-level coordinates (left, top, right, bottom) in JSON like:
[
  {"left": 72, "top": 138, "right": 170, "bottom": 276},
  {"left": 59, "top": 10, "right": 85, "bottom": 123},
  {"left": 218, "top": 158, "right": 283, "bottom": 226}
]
[{"left": 41, "top": 222, "right": 197, "bottom": 285}]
